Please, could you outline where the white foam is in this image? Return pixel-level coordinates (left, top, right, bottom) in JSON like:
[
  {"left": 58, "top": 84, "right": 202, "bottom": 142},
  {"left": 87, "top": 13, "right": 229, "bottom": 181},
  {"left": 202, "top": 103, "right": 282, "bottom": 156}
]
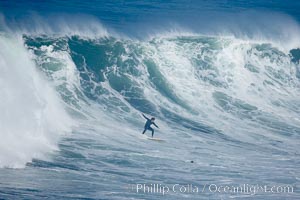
[{"left": 0, "top": 35, "right": 72, "bottom": 168}]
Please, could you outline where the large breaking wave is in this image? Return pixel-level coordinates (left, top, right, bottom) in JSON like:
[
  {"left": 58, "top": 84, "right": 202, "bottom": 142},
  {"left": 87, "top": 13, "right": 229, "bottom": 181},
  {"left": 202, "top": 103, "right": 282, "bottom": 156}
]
[{"left": 0, "top": 15, "right": 300, "bottom": 178}]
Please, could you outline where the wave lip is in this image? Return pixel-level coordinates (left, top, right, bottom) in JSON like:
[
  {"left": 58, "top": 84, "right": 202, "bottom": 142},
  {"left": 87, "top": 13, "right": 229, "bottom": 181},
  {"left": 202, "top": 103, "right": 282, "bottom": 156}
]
[{"left": 0, "top": 13, "right": 110, "bottom": 38}]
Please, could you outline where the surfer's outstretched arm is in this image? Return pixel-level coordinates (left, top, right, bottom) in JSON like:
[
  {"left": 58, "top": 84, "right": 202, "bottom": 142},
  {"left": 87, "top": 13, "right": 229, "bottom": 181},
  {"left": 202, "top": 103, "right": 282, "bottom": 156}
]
[
  {"left": 153, "top": 123, "right": 159, "bottom": 128},
  {"left": 142, "top": 113, "right": 149, "bottom": 120}
]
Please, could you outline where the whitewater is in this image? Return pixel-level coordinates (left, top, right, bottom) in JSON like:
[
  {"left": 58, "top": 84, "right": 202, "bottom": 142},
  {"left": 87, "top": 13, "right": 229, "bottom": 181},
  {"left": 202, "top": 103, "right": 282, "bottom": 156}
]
[{"left": 0, "top": 7, "right": 300, "bottom": 200}]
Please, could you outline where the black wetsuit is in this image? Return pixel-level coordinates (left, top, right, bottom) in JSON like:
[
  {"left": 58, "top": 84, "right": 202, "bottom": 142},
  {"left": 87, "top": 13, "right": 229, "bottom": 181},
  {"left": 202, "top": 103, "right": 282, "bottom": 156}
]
[{"left": 142, "top": 114, "right": 158, "bottom": 137}]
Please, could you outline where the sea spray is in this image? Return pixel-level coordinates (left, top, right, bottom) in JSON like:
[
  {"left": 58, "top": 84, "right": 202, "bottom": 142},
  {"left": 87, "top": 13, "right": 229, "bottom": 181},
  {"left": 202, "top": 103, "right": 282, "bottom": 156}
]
[{"left": 0, "top": 35, "right": 72, "bottom": 168}]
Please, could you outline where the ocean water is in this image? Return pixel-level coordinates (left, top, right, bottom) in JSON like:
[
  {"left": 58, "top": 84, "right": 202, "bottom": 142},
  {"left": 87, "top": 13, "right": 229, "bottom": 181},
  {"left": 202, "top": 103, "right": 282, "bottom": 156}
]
[{"left": 0, "top": 1, "right": 300, "bottom": 199}]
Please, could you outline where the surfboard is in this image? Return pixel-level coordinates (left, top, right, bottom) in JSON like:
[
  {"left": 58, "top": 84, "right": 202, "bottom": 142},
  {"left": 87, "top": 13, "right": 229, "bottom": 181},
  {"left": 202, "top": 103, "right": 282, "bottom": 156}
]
[{"left": 147, "top": 137, "right": 165, "bottom": 142}]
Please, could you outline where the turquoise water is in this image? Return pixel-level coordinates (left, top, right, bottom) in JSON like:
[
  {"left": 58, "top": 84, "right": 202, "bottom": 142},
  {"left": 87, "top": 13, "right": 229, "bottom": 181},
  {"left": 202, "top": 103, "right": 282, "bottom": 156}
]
[{"left": 0, "top": 1, "right": 300, "bottom": 199}]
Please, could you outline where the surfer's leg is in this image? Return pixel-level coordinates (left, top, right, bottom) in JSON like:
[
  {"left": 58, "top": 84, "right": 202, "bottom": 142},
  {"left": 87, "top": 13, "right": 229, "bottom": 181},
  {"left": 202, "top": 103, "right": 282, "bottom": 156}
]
[
  {"left": 142, "top": 129, "right": 146, "bottom": 134},
  {"left": 149, "top": 127, "right": 154, "bottom": 137}
]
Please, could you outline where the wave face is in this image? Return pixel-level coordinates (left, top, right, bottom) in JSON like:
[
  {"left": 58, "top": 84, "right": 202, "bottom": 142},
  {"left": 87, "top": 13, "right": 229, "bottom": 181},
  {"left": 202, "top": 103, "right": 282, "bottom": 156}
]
[
  {"left": 0, "top": 12, "right": 300, "bottom": 200},
  {"left": 24, "top": 35, "right": 300, "bottom": 130}
]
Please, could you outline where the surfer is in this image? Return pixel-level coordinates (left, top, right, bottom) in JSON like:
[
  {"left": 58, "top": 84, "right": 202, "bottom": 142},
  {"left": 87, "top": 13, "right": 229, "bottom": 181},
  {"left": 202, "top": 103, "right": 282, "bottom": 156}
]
[{"left": 142, "top": 113, "right": 159, "bottom": 137}]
